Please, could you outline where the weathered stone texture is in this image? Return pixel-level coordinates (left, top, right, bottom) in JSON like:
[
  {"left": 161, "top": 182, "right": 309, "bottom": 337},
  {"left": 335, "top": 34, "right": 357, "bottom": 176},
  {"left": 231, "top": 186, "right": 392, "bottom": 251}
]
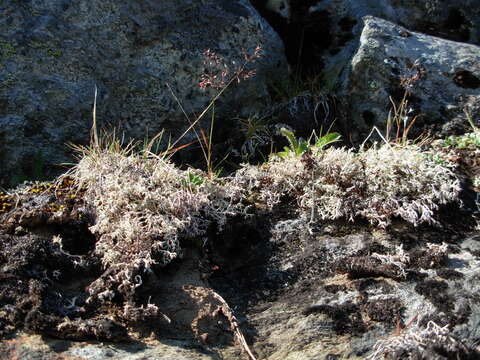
[
  {"left": 0, "top": 0, "right": 287, "bottom": 185},
  {"left": 340, "top": 17, "right": 480, "bottom": 139}
]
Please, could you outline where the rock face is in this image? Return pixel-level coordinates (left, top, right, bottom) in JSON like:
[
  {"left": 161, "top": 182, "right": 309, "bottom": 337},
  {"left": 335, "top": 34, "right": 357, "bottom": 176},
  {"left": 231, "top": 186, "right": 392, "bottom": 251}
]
[
  {"left": 340, "top": 16, "right": 480, "bottom": 140},
  {"left": 251, "top": 0, "right": 480, "bottom": 75},
  {"left": 250, "top": 1, "right": 480, "bottom": 141},
  {"left": 1, "top": 139, "right": 479, "bottom": 359},
  {"left": 0, "top": 0, "right": 287, "bottom": 186},
  {"left": 311, "top": 0, "right": 480, "bottom": 47}
]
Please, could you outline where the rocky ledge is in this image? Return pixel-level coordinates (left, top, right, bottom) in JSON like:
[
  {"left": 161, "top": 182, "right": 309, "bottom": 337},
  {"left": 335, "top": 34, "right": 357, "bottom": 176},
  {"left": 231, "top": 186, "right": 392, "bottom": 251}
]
[{"left": 0, "top": 137, "right": 479, "bottom": 360}]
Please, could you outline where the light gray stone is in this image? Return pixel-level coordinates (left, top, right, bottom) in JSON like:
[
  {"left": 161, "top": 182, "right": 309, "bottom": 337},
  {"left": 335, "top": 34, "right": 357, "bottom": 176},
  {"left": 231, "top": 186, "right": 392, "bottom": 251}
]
[
  {"left": 339, "top": 16, "right": 480, "bottom": 140},
  {"left": 311, "top": 0, "right": 480, "bottom": 46}
]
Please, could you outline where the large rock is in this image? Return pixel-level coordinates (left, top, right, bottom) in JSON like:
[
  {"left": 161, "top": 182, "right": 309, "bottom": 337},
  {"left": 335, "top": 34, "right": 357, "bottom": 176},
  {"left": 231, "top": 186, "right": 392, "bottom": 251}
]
[
  {"left": 251, "top": 0, "right": 480, "bottom": 82},
  {"left": 0, "top": 0, "right": 287, "bottom": 186},
  {"left": 311, "top": 0, "right": 480, "bottom": 47},
  {"left": 338, "top": 16, "right": 480, "bottom": 140}
]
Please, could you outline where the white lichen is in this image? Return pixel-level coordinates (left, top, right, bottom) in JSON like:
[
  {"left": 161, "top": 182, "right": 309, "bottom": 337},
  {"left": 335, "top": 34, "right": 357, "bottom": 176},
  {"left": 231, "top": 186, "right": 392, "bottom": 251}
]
[
  {"left": 235, "top": 144, "right": 460, "bottom": 227},
  {"left": 73, "top": 149, "right": 243, "bottom": 308},
  {"left": 368, "top": 320, "right": 472, "bottom": 359}
]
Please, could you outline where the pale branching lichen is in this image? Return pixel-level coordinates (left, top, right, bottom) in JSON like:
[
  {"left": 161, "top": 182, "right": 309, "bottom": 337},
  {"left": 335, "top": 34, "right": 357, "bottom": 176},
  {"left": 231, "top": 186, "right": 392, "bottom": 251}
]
[
  {"left": 73, "top": 150, "right": 243, "bottom": 315},
  {"left": 235, "top": 144, "right": 460, "bottom": 227},
  {"left": 72, "top": 142, "right": 460, "bottom": 322},
  {"left": 368, "top": 321, "right": 472, "bottom": 359}
]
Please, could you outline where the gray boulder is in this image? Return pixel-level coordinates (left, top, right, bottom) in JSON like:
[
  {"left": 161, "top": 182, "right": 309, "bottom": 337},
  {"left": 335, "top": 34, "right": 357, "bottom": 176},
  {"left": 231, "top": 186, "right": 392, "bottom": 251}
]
[
  {"left": 338, "top": 16, "right": 480, "bottom": 140},
  {"left": 310, "top": 0, "right": 480, "bottom": 50},
  {"left": 257, "top": 0, "right": 480, "bottom": 82},
  {"left": 0, "top": 0, "right": 287, "bottom": 186}
]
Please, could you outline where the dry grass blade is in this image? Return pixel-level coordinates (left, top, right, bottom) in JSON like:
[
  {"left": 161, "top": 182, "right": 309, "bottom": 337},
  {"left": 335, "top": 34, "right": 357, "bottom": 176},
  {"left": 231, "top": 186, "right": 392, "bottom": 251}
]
[{"left": 211, "top": 291, "right": 257, "bottom": 360}]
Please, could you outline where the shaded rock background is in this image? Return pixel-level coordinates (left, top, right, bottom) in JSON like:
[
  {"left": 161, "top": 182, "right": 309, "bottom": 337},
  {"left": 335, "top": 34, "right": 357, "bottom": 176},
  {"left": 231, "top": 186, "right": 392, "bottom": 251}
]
[
  {"left": 339, "top": 16, "right": 480, "bottom": 141},
  {"left": 253, "top": 0, "right": 480, "bottom": 142},
  {"left": 255, "top": 0, "right": 480, "bottom": 78},
  {"left": 0, "top": 0, "right": 287, "bottom": 186}
]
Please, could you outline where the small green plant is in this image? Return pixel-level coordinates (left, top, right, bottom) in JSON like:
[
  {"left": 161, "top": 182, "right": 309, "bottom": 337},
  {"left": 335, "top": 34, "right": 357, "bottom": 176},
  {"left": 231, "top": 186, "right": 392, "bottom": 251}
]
[
  {"left": 276, "top": 128, "right": 341, "bottom": 158},
  {"left": 313, "top": 130, "right": 342, "bottom": 150},
  {"left": 443, "top": 132, "right": 480, "bottom": 149},
  {"left": 277, "top": 128, "right": 310, "bottom": 158},
  {"left": 442, "top": 107, "right": 479, "bottom": 149},
  {"left": 185, "top": 171, "right": 204, "bottom": 188},
  {"left": 237, "top": 113, "right": 272, "bottom": 160}
]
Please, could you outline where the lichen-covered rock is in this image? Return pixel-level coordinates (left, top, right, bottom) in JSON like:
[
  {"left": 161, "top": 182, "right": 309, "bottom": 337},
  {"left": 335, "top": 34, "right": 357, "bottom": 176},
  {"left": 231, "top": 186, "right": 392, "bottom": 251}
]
[
  {"left": 339, "top": 16, "right": 480, "bottom": 140},
  {"left": 311, "top": 0, "right": 480, "bottom": 46},
  {"left": 0, "top": 0, "right": 288, "bottom": 186},
  {"left": 251, "top": 0, "right": 480, "bottom": 83}
]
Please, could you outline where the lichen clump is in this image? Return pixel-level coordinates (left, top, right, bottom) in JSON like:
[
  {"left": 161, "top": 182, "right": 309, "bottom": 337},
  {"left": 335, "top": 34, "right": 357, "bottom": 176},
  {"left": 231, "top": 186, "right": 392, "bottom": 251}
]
[
  {"left": 368, "top": 321, "right": 475, "bottom": 359},
  {"left": 235, "top": 144, "right": 460, "bottom": 227},
  {"left": 73, "top": 150, "right": 242, "bottom": 313},
  {"left": 68, "top": 140, "right": 461, "bottom": 325}
]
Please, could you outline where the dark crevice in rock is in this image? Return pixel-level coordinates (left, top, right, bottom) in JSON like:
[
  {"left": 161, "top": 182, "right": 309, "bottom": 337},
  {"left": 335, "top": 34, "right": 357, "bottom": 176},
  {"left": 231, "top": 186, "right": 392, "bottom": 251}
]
[
  {"left": 250, "top": 1, "right": 332, "bottom": 77},
  {"left": 414, "top": 279, "right": 454, "bottom": 314},
  {"left": 302, "top": 303, "right": 366, "bottom": 335},
  {"left": 416, "top": 8, "right": 472, "bottom": 43},
  {"left": 453, "top": 69, "right": 480, "bottom": 89}
]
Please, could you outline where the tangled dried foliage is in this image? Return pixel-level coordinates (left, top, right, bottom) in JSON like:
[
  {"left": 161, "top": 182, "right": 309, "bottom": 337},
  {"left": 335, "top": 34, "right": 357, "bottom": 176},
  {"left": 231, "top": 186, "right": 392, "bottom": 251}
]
[
  {"left": 368, "top": 320, "right": 475, "bottom": 359},
  {"left": 69, "top": 141, "right": 460, "bottom": 322},
  {"left": 234, "top": 144, "right": 460, "bottom": 227},
  {"left": 72, "top": 149, "right": 243, "bottom": 310}
]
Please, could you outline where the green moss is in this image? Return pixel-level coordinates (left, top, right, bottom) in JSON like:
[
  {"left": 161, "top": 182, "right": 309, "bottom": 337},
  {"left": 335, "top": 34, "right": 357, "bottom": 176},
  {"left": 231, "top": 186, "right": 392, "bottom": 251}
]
[
  {"left": 47, "top": 48, "right": 62, "bottom": 57},
  {"left": 29, "top": 41, "right": 44, "bottom": 48},
  {"left": 1, "top": 74, "right": 16, "bottom": 88},
  {"left": 443, "top": 132, "right": 480, "bottom": 149},
  {"left": 0, "top": 41, "right": 16, "bottom": 59}
]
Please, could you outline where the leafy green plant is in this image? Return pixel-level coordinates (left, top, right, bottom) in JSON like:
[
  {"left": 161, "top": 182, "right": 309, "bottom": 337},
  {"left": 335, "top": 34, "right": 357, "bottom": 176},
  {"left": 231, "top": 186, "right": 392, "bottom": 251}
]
[
  {"left": 184, "top": 171, "right": 204, "bottom": 188},
  {"left": 276, "top": 128, "right": 341, "bottom": 158},
  {"left": 277, "top": 128, "right": 310, "bottom": 158},
  {"left": 314, "top": 130, "right": 341, "bottom": 150},
  {"left": 237, "top": 113, "right": 272, "bottom": 160},
  {"left": 443, "top": 132, "right": 480, "bottom": 149},
  {"left": 442, "top": 107, "right": 479, "bottom": 150}
]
